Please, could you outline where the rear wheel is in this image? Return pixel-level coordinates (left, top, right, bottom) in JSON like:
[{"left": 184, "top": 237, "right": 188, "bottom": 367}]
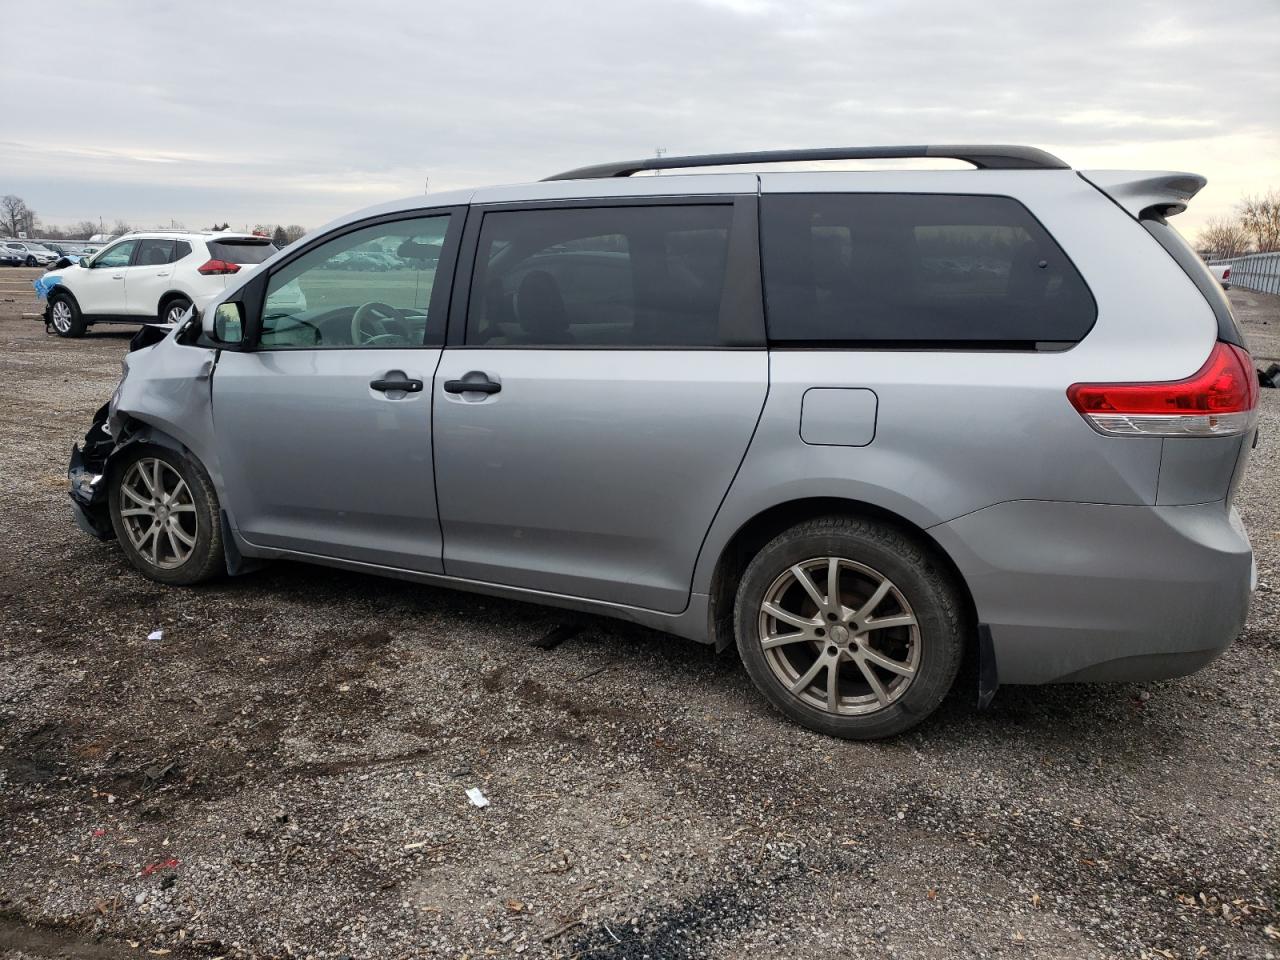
[
  {"left": 25, "top": 255, "right": 36, "bottom": 267},
  {"left": 159, "top": 295, "right": 192, "bottom": 325},
  {"left": 734, "top": 515, "right": 965, "bottom": 740},
  {"left": 108, "top": 445, "right": 224, "bottom": 585},
  {"left": 49, "top": 292, "right": 86, "bottom": 338}
]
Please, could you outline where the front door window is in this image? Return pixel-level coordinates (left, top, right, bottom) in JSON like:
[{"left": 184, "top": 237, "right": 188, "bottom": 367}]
[{"left": 260, "top": 216, "right": 451, "bottom": 349}]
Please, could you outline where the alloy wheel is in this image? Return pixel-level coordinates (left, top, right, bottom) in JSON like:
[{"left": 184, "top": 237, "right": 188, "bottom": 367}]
[
  {"left": 50, "top": 300, "right": 72, "bottom": 334},
  {"left": 757, "top": 557, "right": 920, "bottom": 716},
  {"left": 118, "top": 458, "right": 199, "bottom": 569},
  {"left": 165, "top": 302, "right": 189, "bottom": 324}
]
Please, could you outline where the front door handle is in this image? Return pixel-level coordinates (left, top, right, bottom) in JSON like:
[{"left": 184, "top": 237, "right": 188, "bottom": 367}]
[
  {"left": 444, "top": 374, "right": 501, "bottom": 395},
  {"left": 370, "top": 376, "right": 423, "bottom": 393}
]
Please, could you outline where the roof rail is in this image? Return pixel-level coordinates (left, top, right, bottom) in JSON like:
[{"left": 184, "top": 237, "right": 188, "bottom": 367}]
[{"left": 543, "top": 145, "right": 1069, "bottom": 181}]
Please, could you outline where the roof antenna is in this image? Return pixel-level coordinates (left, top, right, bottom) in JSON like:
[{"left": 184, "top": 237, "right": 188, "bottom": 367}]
[{"left": 654, "top": 147, "right": 667, "bottom": 175}]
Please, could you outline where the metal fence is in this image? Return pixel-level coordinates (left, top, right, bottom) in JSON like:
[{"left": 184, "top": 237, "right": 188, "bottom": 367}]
[{"left": 1208, "top": 252, "right": 1280, "bottom": 295}]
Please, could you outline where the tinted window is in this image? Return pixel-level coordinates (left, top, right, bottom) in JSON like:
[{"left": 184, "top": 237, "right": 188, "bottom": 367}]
[
  {"left": 208, "top": 239, "right": 276, "bottom": 264},
  {"left": 467, "top": 204, "right": 734, "bottom": 347},
  {"left": 761, "top": 194, "right": 1095, "bottom": 346},
  {"left": 173, "top": 240, "right": 192, "bottom": 262},
  {"left": 260, "top": 215, "right": 450, "bottom": 349},
  {"left": 136, "top": 239, "right": 176, "bottom": 266},
  {"left": 92, "top": 240, "right": 138, "bottom": 269}
]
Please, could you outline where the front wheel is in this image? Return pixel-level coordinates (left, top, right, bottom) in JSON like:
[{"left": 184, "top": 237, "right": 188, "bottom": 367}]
[
  {"left": 49, "top": 292, "right": 86, "bottom": 337},
  {"left": 734, "top": 515, "right": 966, "bottom": 740},
  {"left": 108, "top": 445, "right": 224, "bottom": 585},
  {"left": 25, "top": 255, "right": 36, "bottom": 267}
]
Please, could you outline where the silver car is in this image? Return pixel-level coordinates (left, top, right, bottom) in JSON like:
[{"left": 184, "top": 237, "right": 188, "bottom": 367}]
[
  {"left": 3, "top": 240, "right": 59, "bottom": 267},
  {"left": 66, "top": 145, "right": 1259, "bottom": 739}
]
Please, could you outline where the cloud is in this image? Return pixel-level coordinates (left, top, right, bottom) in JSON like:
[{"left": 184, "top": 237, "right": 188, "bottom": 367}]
[{"left": 1, "top": 0, "right": 1276, "bottom": 238}]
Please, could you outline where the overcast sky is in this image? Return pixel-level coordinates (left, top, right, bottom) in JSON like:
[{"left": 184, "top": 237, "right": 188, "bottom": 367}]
[{"left": 3, "top": 0, "right": 1277, "bottom": 241}]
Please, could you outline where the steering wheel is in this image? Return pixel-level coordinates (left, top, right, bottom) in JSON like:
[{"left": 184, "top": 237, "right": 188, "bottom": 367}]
[{"left": 351, "top": 301, "right": 401, "bottom": 345}]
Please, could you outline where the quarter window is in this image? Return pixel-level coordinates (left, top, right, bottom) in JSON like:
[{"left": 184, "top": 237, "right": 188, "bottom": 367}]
[
  {"left": 260, "top": 215, "right": 451, "bottom": 349},
  {"left": 466, "top": 204, "right": 734, "bottom": 347},
  {"left": 760, "top": 194, "right": 1096, "bottom": 346}
]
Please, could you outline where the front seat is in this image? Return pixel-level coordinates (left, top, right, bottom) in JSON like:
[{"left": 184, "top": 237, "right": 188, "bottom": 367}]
[{"left": 515, "top": 269, "right": 574, "bottom": 344}]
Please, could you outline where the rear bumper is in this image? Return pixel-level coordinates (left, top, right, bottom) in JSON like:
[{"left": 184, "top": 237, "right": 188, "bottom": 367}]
[{"left": 930, "top": 499, "right": 1253, "bottom": 684}]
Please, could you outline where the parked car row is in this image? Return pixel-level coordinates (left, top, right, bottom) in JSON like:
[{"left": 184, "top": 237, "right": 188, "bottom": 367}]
[
  {"left": 1, "top": 239, "right": 60, "bottom": 267},
  {"left": 0, "top": 239, "right": 104, "bottom": 267}
]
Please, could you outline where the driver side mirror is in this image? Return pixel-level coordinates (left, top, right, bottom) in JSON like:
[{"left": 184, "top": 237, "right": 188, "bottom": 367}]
[{"left": 205, "top": 302, "right": 245, "bottom": 347}]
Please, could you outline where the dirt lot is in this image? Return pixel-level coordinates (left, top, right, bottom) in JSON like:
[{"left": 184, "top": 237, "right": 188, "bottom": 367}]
[{"left": 1, "top": 267, "right": 1277, "bottom": 960}]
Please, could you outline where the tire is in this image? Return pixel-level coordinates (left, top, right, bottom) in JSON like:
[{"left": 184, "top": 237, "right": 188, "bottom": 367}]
[
  {"left": 25, "top": 255, "right": 36, "bottom": 267},
  {"left": 108, "top": 444, "right": 224, "bottom": 586},
  {"left": 159, "top": 295, "right": 192, "bottom": 325},
  {"left": 734, "top": 515, "right": 965, "bottom": 740},
  {"left": 48, "top": 292, "right": 87, "bottom": 338}
]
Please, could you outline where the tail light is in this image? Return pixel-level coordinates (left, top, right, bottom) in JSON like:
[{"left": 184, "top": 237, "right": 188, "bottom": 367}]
[
  {"left": 1067, "top": 341, "right": 1258, "bottom": 437},
  {"left": 197, "top": 258, "right": 241, "bottom": 276}
]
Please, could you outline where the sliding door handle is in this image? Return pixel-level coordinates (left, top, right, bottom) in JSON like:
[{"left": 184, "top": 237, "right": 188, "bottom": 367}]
[{"left": 444, "top": 375, "right": 501, "bottom": 395}]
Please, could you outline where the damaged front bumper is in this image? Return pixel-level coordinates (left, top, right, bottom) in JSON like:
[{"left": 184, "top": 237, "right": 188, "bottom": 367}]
[{"left": 68, "top": 403, "right": 116, "bottom": 540}]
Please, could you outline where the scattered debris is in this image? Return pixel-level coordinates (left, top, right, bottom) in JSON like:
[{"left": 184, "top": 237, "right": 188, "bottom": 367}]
[
  {"left": 140, "top": 858, "right": 180, "bottom": 877},
  {"left": 529, "top": 621, "right": 584, "bottom": 650},
  {"left": 465, "top": 787, "right": 489, "bottom": 808},
  {"left": 142, "top": 762, "right": 175, "bottom": 789},
  {"left": 147, "top": 629, "right": 164, "bottom": 641},
  {"left": 1259, "top": 363, "right": 1279, "bottom": 389}
]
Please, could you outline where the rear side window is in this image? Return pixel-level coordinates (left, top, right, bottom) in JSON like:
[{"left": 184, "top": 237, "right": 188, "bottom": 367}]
[
  {"left": 466, "top": 204, "right": 734, "bottom": 347},
  {"left": 136, "top": 239, "right": 176, "bottom": 266},
  {"left": 761, "top": 194, "right": 1096, "bottom": 347},
  {"left": 208, "top": 239, "right": 276, "bottom": 265}
]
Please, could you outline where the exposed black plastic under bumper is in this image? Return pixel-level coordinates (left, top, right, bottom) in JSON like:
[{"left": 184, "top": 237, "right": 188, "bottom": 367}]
[{"left": 67, "top": 403, "right": 116, "bottom": 540}]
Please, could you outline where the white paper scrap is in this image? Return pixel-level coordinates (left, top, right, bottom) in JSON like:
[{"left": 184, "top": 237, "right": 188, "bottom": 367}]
[
  {"left": 147, "top": 629, "right": 163, "bottom": 641},
  {"left": 465, "top": 787, "right": 489, "bottom": 808}
]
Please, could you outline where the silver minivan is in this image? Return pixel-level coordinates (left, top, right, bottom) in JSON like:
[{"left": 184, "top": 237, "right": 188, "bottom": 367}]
[{"left": 67, "top": 145, "right": 1259, "bottom": 739}]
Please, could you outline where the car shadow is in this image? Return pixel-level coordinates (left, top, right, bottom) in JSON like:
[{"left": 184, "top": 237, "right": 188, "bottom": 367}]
[{"left": 217, "top": 558, "right": 1174, "bottom": 754}]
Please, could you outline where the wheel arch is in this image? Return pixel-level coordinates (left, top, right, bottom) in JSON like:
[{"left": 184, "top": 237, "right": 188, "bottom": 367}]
[
  {"left": 47, "top": 283, "right": 79, "bottom": 308},
  {"left": 705, "top": 496, "right": 978, "bottom": 652},
  {"left": 156, "top": 290, "right": 193, "bottom": 317}
]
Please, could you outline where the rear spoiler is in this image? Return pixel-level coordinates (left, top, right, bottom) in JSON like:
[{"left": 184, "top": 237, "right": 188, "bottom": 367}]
[{"left": 1079, "top": 170, "right": 1207, "bottom": 219}]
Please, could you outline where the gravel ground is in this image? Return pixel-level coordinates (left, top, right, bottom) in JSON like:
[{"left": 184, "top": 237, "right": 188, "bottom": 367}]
[{"left": 1, "top": 268, "right": 1277, "bottom": 960}]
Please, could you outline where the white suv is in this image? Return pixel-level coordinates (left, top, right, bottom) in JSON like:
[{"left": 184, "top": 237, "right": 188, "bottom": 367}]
[{"left": 43, "top": 232, "right": 279, "bottom": 337}]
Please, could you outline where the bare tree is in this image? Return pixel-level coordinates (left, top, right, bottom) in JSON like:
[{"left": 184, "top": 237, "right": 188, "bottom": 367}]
[
  {"left": 1238, "top": 189, "right": 1280, "bottom": 253},
  {"left": 72, "top": 220, "right": 100, "bottom": 240},
  {"left": 1, "top": 194, "right": 35, "bottom": 236},
  {"left": 110, "top": 219, "right": 133, "bottom": 237},
  {"left": 1196, "top": 216, "right": 1252, "bottom": 259},
  {"left": 283, "top": 224, "right": 307, "bottom": 244},
  {"left": 271, "top": 224, "right": 288, "bottom": 247}
]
